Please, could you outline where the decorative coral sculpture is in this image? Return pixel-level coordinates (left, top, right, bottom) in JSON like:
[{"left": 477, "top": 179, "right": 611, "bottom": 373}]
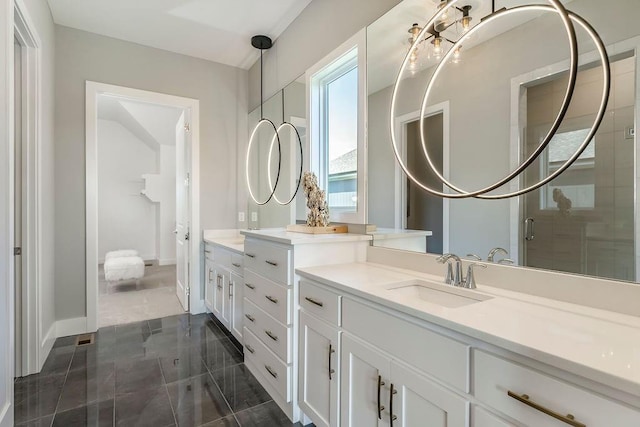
[{"left": 302, "top": 172, "right": 330, "bottom": 227}]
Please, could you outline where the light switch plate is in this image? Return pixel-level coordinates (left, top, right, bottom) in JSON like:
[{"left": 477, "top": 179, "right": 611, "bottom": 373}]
[
  {"left": 238, "top": 212, "right": 245, "bottom": 222},
  {"left": 251, "top": 212, "right": 258, "bottom": 222}
]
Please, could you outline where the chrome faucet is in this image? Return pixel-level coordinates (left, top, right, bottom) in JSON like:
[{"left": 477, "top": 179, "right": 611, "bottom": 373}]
[
  {"left": 436, "top": 253, "right": 463, "bottom": 287},
  {"left": 464, "top": 263, "right": 487, "bottom": 289},
  {"left": 487, "top": 247, "right": 508, "bottom": 263}
]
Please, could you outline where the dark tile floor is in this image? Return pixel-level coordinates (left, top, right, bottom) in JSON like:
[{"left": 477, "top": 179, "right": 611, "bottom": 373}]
[{"left": 15, "top": 313, "right": 300, "bottom": 427}]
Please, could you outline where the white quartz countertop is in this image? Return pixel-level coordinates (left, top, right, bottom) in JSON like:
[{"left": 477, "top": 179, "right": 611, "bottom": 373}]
[
  {"left": 240, "top": 228, "right": 373, "bottom": 245},
  {"left": 296, "top": 262, "right": 640, "bottom": 398},
  {"left": 368, "top": 228, "right": 433, "bottom": 239},
  {"left": 202, "top": 230, "right": 244, "bottom": 254}
]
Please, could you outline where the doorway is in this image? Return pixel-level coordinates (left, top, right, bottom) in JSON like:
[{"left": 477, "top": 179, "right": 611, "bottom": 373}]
[{"left": 86, "top": 82, "right": 201, "bottom": 332}]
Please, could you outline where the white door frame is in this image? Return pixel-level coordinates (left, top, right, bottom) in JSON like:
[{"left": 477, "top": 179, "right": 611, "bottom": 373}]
[
  {"left": 13, "top": 0, "right": 43, "bottom": 378},
  {"left": 394, "top": 102, "right": 451, "bottom": 253},
  {"left": 85, "top": 82, "right": 202, "bottom": 332}
]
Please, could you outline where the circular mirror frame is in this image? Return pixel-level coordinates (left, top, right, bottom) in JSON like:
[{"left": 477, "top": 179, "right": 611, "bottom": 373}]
[
  {"left": 246, "top": 118, "right": 282, "bottom": 206},
  {"left": 267, "top": 122, "right": 305, "bottom": 206}
]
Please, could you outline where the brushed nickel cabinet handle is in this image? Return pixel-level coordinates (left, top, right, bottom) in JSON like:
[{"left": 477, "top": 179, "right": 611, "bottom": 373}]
[
  {"left": 377, "top": 376, "right": 385, "bottom": 420},
  {"left": 265, "top": 295, "right": 278, "bottom": 304},
  {"left": 229, "top": 282, "right": 233, "bottom": 299},
  {"left": 232, "top": 262, "right": 241, "bottom": 268},
  {"left": 245, "top": 283, "right": 255, "bottom": 290},
  {"left": 305, "top": 297, "right": 324, "bottom": 307},
  {"left": 265, "top": 330, "right": 278, "bottom": 342},
  {"left": 390, "top": 383, "right": 397, "bottom": 426},
  {"left": 245, "top": 344, "right": 255, "bottom": 354},
  {"left": 265, "top": 260, "right": 278, "bottom": 266},
  {"left": 328, "top": 344, "right": 335, "bottom": 380},
  {"left": 208, "top": 268, "right": 213, "bottom": 282},
  {"left": 245, "top": 314, "right": 255, "bottom": 322},
  {"left": 508, "top": 391, "right": 586, "bottom": 427},
  {"left": 265, "top": 365, "right": 278, "bottom": 379},
  {"left": 245, "top": 253, "right": 256, "bottom": 258}
]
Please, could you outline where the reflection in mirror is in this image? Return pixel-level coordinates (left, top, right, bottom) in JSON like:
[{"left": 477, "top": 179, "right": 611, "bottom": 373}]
[
  {"left": 366, "top": 0, "right": 639, "bottom": 284},
  {"left": 246, "top": 76, "right": 306, "bottom": 229}
]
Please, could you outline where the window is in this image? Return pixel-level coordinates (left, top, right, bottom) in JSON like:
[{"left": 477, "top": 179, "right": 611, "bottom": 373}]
[{"left": 308, "top": 30, "right": 366, "bottom": 223}]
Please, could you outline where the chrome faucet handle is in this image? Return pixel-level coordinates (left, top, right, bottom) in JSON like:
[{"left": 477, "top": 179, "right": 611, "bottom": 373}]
[
  {"left": 466, "top": 254, "right": 482, "bottom": 261},
  {"left": 464, "top": 263, "right": 487, "bottom": 289},
  {"left": 497, "top": 258, "right": 515, "bottom": 265},
  {"left": 436, "top": 255, "right": 454, "bottom": 284},
  {"left": 487, "top": 247, "right": 508, "bottom": 262}
]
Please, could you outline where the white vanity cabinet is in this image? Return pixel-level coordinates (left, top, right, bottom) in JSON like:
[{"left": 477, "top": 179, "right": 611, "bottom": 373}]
[
  {"left": 296, "top": 276, "right": 640, "bottom": 427},
  {"left": 203, "top": 242, "right": 244, "bottom": 342},
  {"left": 240, "top": 230, "right": 370, "bottom": 423}
]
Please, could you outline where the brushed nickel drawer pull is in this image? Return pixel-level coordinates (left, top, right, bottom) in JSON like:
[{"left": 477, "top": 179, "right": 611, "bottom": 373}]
[
  {"left": 245, "top": 344, "right": 255, "bottom": 354},
  {"left": 265, "top": 365, "right": 278, "bottom": 379},
  {"left": 304, "top": 297, "right": 324, "bottom": 307},
  {"left": 265, "top": 260, "right": 278, "bottom": 266},
  {"left": 232, "top": 262, "right": 241, "bottom": 268},
  {"left": 245, "top": 253, "right": 256, "bottom": 258},
  {"left": 265, "top": 330, "right": 278, "bottom": 341},
  {"left": 507, "top": 391, "right": 586, "bottom": 427},
  {"left": 245, "top": 283, "right": 256, "bottom": 290},
  {"left": 245, "top": 314, "right": 255, "bottom": 322},
  {"left": 265, "top": 295, "right": 278, "bottom": 304}
]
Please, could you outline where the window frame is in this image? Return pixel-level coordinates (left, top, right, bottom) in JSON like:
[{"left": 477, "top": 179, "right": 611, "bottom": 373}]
[{"left": 306, "top": 29, "right": 367, "bottom": 224}]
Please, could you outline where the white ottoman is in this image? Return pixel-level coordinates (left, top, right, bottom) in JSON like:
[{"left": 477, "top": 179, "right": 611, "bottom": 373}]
[
  {"left": 104, "top": 255, "right": 145, "bottom": 282},
  {"left": 105, "top": 249, "right": 139, "bottom": 261}
]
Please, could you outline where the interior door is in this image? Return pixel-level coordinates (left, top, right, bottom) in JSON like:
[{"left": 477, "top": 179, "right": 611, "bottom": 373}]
[
  {"left": 13, "top": 37, "right": 22, "bottom": 378},
  {"left": 175, "top": 110, "right": 190, "bottom": 311}
]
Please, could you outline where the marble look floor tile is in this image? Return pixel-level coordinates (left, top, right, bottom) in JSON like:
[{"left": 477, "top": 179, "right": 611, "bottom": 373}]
[
  {"left": 235, "top": 401, "right": 293, "bottom": 427},
  {"left": 159, "top": 347, "right": 209, "bottom": 384},
  {"left": 52, "top": 399, "right": 114, "bottom": 427},
  {"left": 57, "top": 361, "right": 115, "bottom": 411},
  {"left": 115, "top": 357, "right": 164, "bottom": 395},
  {"left": 115, "top": 321, "right": 151, "bottom": 338},
  {"left": 115, "top": 386, "right": 176, "bottom": 427},
  {"left": 198, "top": 338, "right": 243, "bottom": 373},
  {"left": 14, "top": 374, "right": 67, "bottom": 424},
  {"left": 69, "top": 345, "right": 116, "bottom": 371},
  {"left": 148, "top": 314, "right": 191, "bottom": 332},
  {"left": 38, "top": 346, "right": 75, "bottom": 377},
  {"left": 100, "top": 287, "right": 185, "bottom": 329},
  {"left": 166, "top": 374, "right": 233, "bottom": 427},
  {"left": 201, "top": 415, "right": 240, "bottom": 426},
  {"left": 15, "top": 414, "right": 54, "bottom": 427},
  {"left": 53, "top": 335, "right": 78, "bottom": 349},
  {"left": 210, "top": 364, "right": 271, "bottom": 413}
]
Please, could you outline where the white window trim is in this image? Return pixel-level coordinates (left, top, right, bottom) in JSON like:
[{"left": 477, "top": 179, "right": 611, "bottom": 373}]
[{"left": 306, "top": 29, "right": 367, "bottom": 224}]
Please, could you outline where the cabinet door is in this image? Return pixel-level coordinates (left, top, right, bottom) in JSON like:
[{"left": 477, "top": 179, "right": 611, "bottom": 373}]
[
  {"left": 341, "top": 334, "right": 391, "bottom": 427},
  {"left": 389, "top": 360, "right": 468, "bottom": 427},
  {"left": 229, "top": 272, "right": 244, "bottom": 341},
  {"left": 204, "top": 260, "right": 214, "bottom": 311},
  {"left": 212, "top": 265, "right": 225, "bottom": 321},
  {"left": 299, "top": 311, "right": 339, "bottom": 427},
  {"left": 221, "top": 270, "right": 232, "bottom": 328}
]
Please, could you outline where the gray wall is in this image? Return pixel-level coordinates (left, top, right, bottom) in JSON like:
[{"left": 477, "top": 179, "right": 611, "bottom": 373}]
[
  {"left": 367, "top": 0, "right": 640, "bottom": 258},
  {"left": 247, "top": 0, "right": 402, "bottom": 110},
  {"left": 54, "top": 26, "right": 248, "bottom": 321}
]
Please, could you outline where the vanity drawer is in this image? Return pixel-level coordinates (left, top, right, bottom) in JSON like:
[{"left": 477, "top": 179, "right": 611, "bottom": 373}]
[
  {"left": 342, "top": 297, "right": 470, "bottom": 392},
  {"left": 204, "top": 243, "right": 215, "bottom": 261},
  {"left": 244, "top": 298, "right": 291, "bottom": 363},
  {"left": 229, "top": 252, "right": 244, "bottom": 275},
  {"left": 244, "top": 269, "right": 291, "bottom": 325},
  {"left": 244, "top": 327, "right": 291, "bottom": 402},
  {"left": 299, "top": 280, "right": 341, "bottom": 326},
  {"left": 244, "top": 239, "right": 291, "bottom": 285},
  {"left": 473, "top": 350, "right": 640, "bottom": 427},
  {"left": 472, "top": 406, "right": 515, "bottom": 427}
]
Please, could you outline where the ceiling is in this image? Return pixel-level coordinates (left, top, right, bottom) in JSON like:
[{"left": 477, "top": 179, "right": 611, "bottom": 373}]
[{"left": 47, "top": 0, "right": 314, "bottom": 69}]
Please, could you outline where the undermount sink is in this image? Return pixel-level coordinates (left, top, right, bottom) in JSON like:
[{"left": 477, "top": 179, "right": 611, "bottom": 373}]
[{"left": 385, "top": 279, "right": 493, "bottom": 308}]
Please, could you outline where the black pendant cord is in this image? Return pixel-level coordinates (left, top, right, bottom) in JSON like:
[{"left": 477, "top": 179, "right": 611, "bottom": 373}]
[
  {"left": 492, "top": 0, "right": 496, "bottom": 14},
  {"left": 260, "top": 48, "right": 264, "bottom": 120}
]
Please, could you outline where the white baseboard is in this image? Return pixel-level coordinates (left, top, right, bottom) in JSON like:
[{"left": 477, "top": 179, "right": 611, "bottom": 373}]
[
  {"left": 158, "top": 258, "right": 176, "bottom": 266},
  {"left": 39, "top": 323, "right": 56, "bottom": 372},
  {"left": 56, "top": 317, "right": 88, "bottom": 338}
]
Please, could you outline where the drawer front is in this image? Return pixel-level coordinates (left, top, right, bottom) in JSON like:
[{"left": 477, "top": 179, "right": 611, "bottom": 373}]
[
  {"left": 472, "top": 406, "right": 515, "bottom": 427},
  {"left": 229, "top": 252, "right": 244, "bottom": 275},
  {"left": 204, "top": 244, "right": 215, "bottom": 261},
  {"left": 299, "top": 280, "right": 341, "bottom": 326},
  {"left": 244, "top": 298, "right": 291, "bottom": 363},
  {"left": 244, "top": 327, "right": 291, "bottom": 402},
  {"left": 342, "top": 298, "right": 469, "bottom": 392},
  {"left": 244, "top": 269, "right": 291, "bottom": 325},
  {"left": 473, "top": 350, "right": 640, "bottom": 427},
  {"left": 244, "top": 239, "right": 291, "bottom": 285}
]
